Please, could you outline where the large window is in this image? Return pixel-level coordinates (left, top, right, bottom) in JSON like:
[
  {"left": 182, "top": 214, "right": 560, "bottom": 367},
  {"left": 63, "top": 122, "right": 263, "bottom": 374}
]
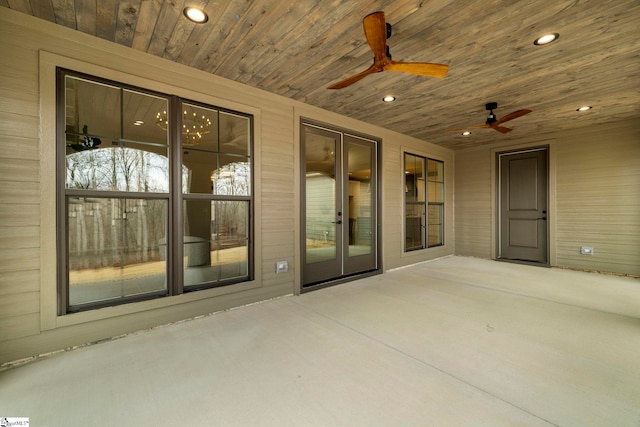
[
  {"left": 404, "top": 153, "right": 444, "bottom": 251},
  {"left": 57, "top": 69, "right": 253, "bottom": 313}
]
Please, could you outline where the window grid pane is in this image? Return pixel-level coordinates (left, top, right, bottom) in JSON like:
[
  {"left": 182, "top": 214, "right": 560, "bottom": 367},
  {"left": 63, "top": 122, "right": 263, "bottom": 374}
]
[
  {"left": 182, "top": 199, "right": 249, "bottom": 289},
  {"left": 427, "top": 203, "right": 444, "bottom": 247},
  {"left": 67, "top": 197, "right": 168, "bottom": 309},
  {"left": 404, "top": 153, "right": 444, "bottom": 252},
  {"left": 405, "top": 203, "right": 424, "bottom": 251},
  {"left": 59, "top": 69, "right": 253, "bottom": 313}
]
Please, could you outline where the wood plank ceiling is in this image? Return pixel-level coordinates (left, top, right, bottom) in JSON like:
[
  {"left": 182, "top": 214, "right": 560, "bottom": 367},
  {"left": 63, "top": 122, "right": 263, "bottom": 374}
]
[{"left": 3, "top": 0, "right": 639, "bottom": 150}]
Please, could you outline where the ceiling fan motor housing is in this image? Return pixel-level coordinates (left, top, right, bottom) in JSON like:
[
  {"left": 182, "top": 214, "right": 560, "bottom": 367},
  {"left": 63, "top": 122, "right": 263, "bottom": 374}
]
[{"left": 485, "top": 102, "right": 498, "bottom": 124}]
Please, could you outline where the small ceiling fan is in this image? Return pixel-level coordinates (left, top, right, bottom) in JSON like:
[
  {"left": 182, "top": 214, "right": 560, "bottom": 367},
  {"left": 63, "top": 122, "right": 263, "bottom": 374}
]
[
  {"left": 327, "top": 11, "right": 449, "bottom": 89},
  {"left": 447, "top": 102, "right": 532, "bottom": 134}
]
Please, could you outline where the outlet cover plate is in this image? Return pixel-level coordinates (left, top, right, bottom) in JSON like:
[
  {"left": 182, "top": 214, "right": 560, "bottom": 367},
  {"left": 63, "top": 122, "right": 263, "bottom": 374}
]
[
  {"left": 580, "top": 246, "right": 594, "bottom": 255},
  {"left": 276, "top": 261, "right": 288, "bottom": 273}
]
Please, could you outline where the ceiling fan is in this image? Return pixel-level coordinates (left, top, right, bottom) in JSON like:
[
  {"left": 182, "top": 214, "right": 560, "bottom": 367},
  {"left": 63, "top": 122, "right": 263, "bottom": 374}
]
[
  {"left": 327, "top": 11, "right": 449, "bottom": 89},
  {"left": 447, "top": 102, "right": 532, "bottom": 134}
]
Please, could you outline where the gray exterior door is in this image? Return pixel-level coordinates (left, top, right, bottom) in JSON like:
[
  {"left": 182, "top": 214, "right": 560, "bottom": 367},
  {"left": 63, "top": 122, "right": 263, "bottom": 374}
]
[
  {"left": 499, "top": 148, "right": 548, "bottom": 264},
  {"left": 301, "top": 123, "right": 378, "bottom": 287}
]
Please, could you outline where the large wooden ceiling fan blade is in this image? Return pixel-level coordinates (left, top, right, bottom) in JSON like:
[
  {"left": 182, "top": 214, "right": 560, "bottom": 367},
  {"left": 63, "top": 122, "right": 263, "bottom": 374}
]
[
  {"left": 328, "top": 10, "right": 448, "bottom": 89},
  {"left": 446, "top": 124, "right": 491, "bottom": 131},
  {"left": 494, "top": 109, "right": 532, "bottom": 126},
  {"left": 384, "top": 60, "right": 449, "bottom": 78},
  {"left": 327, "top": 64, "right": 379, "bottom": 89},
  {"left": 447, "top": 103, "right": 530, "bottom": 134},
  {"left": 491, "top": 125, "right": 513, "bottom": 134},
  {"left": 363, "top": 11, "right": 388, "bottom": 62}
]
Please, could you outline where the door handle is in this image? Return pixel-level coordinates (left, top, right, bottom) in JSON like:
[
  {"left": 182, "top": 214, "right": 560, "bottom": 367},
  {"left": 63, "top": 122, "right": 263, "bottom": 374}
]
[
  {"left": 538, "top": 217, "right": 547, "bottom": 220},
  {"left": 333, "top": 211, "right": 343, "bottom": 224}
]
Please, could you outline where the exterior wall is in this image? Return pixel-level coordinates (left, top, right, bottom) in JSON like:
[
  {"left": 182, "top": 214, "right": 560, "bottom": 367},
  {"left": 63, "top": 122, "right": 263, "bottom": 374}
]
[
  {"left": 554, "top": 122, "right": 640, "bottom": 273},
  {"left": 455, "top": 120, "right": 640, "bottom": 276},
  {"left": 454, "top": 149, "right": 492, "bottom": 258},
  {"left": 0, "top": 8, "right": 454, "bottom": 364}
]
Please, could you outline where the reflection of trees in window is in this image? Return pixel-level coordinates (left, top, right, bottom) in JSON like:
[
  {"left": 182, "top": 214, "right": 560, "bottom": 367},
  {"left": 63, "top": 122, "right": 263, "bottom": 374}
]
[
  {"left": 66, "top": 147, "right": 170, "bottom": 192},
  {"left": 59, "top": 68, "right": 253, "bottom": 312},
  {"left": 67, "top": 197, "right": 166, "bottom": 270},
  {"left": 210, "top": 162, "right": 249, "bottom": 251},
  {"left": 66, "top": 147, "right": 173, "bottom": 270},
  {"left": 211, "top": 161, "right": 250, "bottom": 196},
  {"left": 211, "top": 201, "right": 248, "bottom": 249}
]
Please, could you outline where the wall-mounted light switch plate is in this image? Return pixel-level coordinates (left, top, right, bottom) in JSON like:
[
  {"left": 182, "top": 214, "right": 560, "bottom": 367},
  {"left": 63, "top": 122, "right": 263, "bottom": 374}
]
[
  {"left": 276, "top": 261, "right": 288, "bottom": 273},
  {"left": 580, "top": 246, "right": 594, "bottom": 255}
]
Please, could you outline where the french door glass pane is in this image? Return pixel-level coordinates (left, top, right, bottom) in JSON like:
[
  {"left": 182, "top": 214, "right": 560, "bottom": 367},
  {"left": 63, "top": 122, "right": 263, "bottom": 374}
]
[
  {"left": 305, "top": 133, "right": 337, "bottom": 264},
  {"left": 67, "top": 197, "right": 167, "bottom": 307},
  {"left": 183, "top": 200, "right": 249, "bottom": 287},
  {"left": 348, "top": 142, "right": 372, "bottom": 256},
  {"left": 305, "top": 134, "right": 337, "bottom": 263}
]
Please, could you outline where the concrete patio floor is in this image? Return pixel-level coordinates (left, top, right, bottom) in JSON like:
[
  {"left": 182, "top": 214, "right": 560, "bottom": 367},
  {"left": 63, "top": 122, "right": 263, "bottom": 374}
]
[{"left": 1, "top": 256, "right": 639, "bottom": 426}]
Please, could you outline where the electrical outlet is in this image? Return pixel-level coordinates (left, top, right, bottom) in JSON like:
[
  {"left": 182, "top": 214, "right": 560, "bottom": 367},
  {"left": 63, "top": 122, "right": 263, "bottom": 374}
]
[
  {"left": 580, "top": 246, "right": 594, "bottom": 255},
  {"left": 276, "top": 261, "right": 288, "bottom": 273}
]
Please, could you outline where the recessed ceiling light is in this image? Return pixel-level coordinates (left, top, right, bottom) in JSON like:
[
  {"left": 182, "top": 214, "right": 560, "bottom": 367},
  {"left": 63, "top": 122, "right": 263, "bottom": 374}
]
[
  {"left": 382, "top": 95, "right": 396, "bottom": 103},
  {"left": 534, "top": 33, "right": 559, "bottom": 45},
  {"left": 183, "top": 7, "right": 208, "bottom": 23},
  {"left": 133, "top": 120, "right": 144, "bottom": 126},
  {"left": 576, "top": 106, "right": 592, "bottom": 111},
  {"left": 461, "top": 131, "right": 472, "bottom": 136}
]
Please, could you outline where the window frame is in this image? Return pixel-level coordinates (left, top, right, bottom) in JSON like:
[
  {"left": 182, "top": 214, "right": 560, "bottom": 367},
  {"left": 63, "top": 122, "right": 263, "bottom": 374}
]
[
  {"left": 56, "top": 68, "right": 254, "bottom": 314},
  {"left": 403, "top": 152, "right": 445, "bottom": 252},
  {"left": 426, "top": 158, "right": 445, "bottom": 248}
]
